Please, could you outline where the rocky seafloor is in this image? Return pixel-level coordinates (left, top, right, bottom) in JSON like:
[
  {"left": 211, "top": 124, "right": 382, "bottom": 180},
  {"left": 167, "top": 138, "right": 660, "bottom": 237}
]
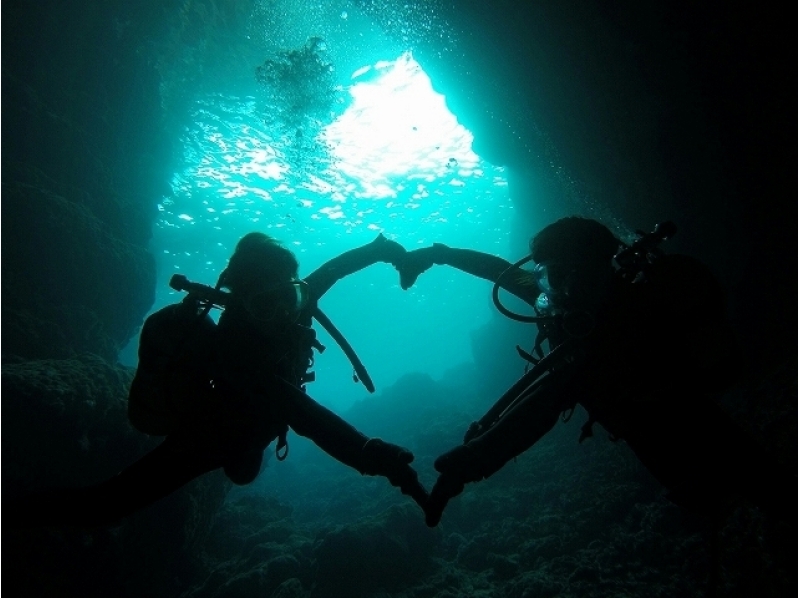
[{"left": 3, "top": 355, "right": 795, "bottom": 598}]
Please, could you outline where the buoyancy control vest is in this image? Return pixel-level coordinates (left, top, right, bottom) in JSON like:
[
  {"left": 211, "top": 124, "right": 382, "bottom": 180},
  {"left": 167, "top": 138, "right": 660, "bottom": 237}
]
[
  {"left": 481, "top": 222, "right": 740, "bottom": 441},
  {"left": 128, "top": 274, "right": 374, "bottom": 437}
]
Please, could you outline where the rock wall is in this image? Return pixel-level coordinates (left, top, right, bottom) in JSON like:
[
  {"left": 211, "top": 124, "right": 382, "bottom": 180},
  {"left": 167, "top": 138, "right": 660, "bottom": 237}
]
[
  {"left": 356, "top": 0, "right": 796, "bottom": 380},
  {"left": 1, "top": 2, "right": 231, "bottom": 596}
]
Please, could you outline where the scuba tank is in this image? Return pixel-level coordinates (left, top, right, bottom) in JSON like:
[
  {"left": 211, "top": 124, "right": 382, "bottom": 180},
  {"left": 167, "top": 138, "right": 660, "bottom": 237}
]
[
  {"left": 128, "top": 295, "right": 217, "bottom": 436},
  {"left": 168, "top": 273, "right": 376, "bottom": 392},
  {"left": 128, "top": 272, "right": 375, "bottom": 438}
]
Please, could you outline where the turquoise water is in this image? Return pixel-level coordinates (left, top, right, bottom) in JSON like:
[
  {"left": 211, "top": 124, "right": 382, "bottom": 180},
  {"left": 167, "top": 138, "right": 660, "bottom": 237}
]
[{"left": 123, "top": 54, "right": 517, "bottom": 412}]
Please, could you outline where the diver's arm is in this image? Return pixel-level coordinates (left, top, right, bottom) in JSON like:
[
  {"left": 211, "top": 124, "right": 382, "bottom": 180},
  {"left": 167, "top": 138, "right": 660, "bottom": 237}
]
[
  {"left": 398, "top": 244, "right": 538, "bottom": 305},
  {"left": 303, "top": 234, "right": 406, "bottom": 301},
  {"left": 275, "top": 378, "right": 428, "bottom": 509},
  {"left": 425, "top": 365, "right": 576, "bottom": 526}
]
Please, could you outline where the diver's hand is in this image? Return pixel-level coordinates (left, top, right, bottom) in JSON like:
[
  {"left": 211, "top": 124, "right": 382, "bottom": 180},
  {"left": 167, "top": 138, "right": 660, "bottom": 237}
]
[
  {"left": 370, "top": 233, "right": 407, "bottom": 265},
  {"left": 395, "top": 243, "right": 449, "bottom": 290},
  {"left": 425, "top": 442, "right": 490, "bottom": 526},
  {"left": 360, "top": 438, "right": 430, "bottom": 514},
  {"left": 425, "top": 472, "right": 464, "bottom": 527}
]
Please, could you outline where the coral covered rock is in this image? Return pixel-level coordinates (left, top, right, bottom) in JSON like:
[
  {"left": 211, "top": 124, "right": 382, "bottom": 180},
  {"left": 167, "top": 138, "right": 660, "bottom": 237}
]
[{"left": 2, "top": 183, "right": 156, "bottom": 361}]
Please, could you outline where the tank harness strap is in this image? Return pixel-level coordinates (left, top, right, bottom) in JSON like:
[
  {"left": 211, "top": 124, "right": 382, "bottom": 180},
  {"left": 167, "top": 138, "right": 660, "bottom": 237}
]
[
  {"left": 533, "top": 328, "right": 548, "bottom": 360},
  {"left": 516, "top": 345, "right": 539, "bottom": 367},
  {"left": 275, "top": 424, "right": 289, "bottom": 461},
  {"left": 516, "top": 322, "right": 559, "bottom": 372}
]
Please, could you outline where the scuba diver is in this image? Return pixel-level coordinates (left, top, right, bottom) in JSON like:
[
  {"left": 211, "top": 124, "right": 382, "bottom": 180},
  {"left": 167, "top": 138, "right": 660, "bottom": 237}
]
[
  {"left": 9, "top": 232, "right": 428, "bottom": 529},
  {"left": 394, "top": 216, "right": 791, "bottom": 529}
]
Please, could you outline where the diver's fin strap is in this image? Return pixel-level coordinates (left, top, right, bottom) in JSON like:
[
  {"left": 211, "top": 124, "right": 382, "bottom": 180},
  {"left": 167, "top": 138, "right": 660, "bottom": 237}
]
[
  {"left": 275, "top": 426, "right": 289, "bottom": 461},
  {"left": 312, "top": 306, "right": 375, "bottom": 393}
]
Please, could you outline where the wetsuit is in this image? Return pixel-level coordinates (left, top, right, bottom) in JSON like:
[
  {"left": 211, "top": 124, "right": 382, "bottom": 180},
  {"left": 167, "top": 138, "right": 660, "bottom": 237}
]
[
  {"left": 10, "top": 239, "right": 425, "bottom": 529},
  {"left": 421, "top": 247, "right": 786, "bottom": 526}
]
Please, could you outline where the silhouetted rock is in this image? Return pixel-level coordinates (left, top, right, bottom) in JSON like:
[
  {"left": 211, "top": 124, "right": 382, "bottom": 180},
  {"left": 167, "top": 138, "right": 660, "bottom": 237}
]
[
  {"left": 2, "top": 183, "right": 156, "bottom": 361},
  {"left": 312, "top": 503, "right": 439, "bottom": 597}
]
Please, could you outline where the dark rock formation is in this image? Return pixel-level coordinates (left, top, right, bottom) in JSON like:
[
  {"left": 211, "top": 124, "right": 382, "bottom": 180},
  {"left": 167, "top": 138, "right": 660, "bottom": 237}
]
[
  {"left": 312, "top": 503, "right": 439, "bottom": 598},
  {"left": 2, "top": 0, "right": 175, "bottom": 362},
  {"left": 2, "top": 183, "right": 156, "bottom": 362},
  {"left": 1, "top": 354, "right": 231, "bottom": 598},
  {"left": 1, "top": 355, "right": 149, "bottom": 493},
  {"left": 355, "top": 0, "right": 796, "bottom": 385}
]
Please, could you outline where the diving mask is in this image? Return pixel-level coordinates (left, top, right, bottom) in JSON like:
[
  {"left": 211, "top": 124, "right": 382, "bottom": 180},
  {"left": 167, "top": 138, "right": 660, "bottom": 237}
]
[
  {"left": 243, "top": 279, "right": 310, "bottom": 322},
  {"left": 533, "top": 259, "right": 616, "bottom": 315},
  {"left": 532, "top": 262, "right": 578, "bottom": 305}
]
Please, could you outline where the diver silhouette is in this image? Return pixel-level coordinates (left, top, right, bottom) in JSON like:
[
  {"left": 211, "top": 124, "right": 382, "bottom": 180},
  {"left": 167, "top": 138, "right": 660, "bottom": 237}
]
[
  {"left": 8, "top": 232, "right": 428, "bottom": 529},
  {"left": 394, "top": 217, "right": 792, "bottom": 530}
]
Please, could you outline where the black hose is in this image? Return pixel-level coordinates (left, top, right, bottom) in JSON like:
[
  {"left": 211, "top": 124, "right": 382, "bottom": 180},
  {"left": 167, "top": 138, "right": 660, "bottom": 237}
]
[
  {"left": 491, "top": 255, "right": 549, "bottom": 324},
  {"left": 312, "top": 307, "right": 375, "bottom": 393},
  {"left": 467, "top": 341, "right": 575, "bottom": 440}
]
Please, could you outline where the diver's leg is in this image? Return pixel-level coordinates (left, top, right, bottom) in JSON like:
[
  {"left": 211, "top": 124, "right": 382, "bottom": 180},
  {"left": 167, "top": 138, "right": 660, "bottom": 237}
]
[
  {"left": 426, "top": 372, "right": 574, "bottom": 526},
  {"left": 8, "top": 436, "right": 222, "bottom": 529},
  {"left": 276, "top": 378, "right": 428, "bottom": 508}
]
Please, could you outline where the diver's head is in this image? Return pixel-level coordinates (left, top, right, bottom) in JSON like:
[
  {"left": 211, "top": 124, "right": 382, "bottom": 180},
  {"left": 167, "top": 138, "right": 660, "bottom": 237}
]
[
  {"left": 220, "top": 232, "right": 308, "bottom": 323},
  {"left": 529, "top": 217, "right": 620, "bottom": 311}
]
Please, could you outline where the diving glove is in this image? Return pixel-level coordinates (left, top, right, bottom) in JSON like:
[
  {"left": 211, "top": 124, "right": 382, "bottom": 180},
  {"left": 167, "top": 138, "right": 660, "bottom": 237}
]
[
  {"left": 425, "top": 473, "right": 464, "bottom": 527},
  {"left": 370, "top": 233, "right": 407, "bottom": 265},
  {"left": 360, "top": 438, "right": 429, "bottom": 512},
  {"left": 424, "top": 443, "right": 495, "bottom": 527},
  {"left": 397, "top": 243, "right": 450, "bottom": 290}
]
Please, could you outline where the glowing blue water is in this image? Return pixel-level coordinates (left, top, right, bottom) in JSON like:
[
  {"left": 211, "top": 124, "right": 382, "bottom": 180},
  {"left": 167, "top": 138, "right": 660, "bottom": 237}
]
[{"left": 126, "top": 55, "right": 516, "bottom": 411}]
